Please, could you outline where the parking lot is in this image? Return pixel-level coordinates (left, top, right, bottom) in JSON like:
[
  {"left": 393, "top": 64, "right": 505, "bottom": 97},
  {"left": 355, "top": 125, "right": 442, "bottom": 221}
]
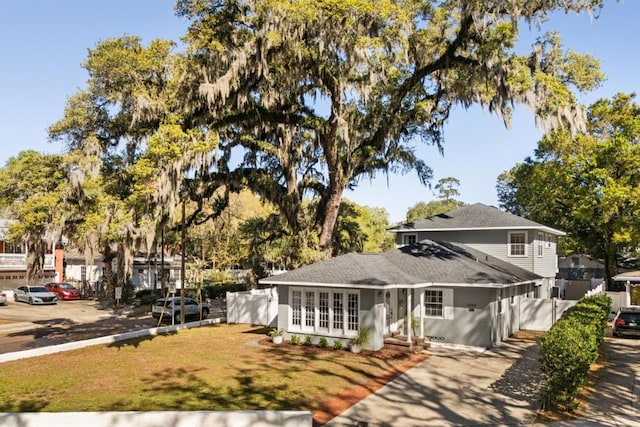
[
  {"left": 0, "top": 296, "right": 121, "bottom": 324},
  {"left": 0, "top": 297, "right": 155, "bottom": 354}
]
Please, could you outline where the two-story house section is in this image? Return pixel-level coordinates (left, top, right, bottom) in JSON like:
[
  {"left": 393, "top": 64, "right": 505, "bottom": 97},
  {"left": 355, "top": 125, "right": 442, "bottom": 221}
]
[
  {"left": 388, "top": 203, "right": 565, "bottom": 299},
  {"left": 0, "top": 219, "right": 57, "bottom": 290}
]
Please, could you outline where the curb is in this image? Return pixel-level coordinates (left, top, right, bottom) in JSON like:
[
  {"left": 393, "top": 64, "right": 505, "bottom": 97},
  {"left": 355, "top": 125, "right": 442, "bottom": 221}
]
[{"left": 0, "top": 317, "right": 225, "bottom": 364}]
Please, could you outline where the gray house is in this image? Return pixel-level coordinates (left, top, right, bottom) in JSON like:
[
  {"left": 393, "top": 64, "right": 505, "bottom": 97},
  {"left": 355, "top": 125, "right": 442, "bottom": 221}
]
[
  {"left": 389, "top": 203, "right": 564, "bottom": 299},
  {"left": 259, "top": 203, "right": 565, "bottom": 351}
]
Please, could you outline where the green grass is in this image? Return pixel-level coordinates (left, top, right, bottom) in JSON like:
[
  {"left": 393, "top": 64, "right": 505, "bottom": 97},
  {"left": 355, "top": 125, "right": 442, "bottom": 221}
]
[{"left": 0, "top": 323, "right": 411, "bottom": 413}]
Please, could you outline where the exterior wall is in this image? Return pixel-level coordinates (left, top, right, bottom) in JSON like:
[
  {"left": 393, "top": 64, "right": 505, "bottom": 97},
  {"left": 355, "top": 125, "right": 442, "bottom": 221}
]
[
  {"left": 411, "top": 286, "right": 494, "bottom": 348},
  {"left": 396, "top": 229, "right": 559, "bottom": 279},
  {"left": 360, "top": 289, "right": 384, "bottom": 351},
  {"left": 558, "top": 254, "right": 605, "bottom": 280},
  {"left": 274, "top": 286, "right": 383, "bottom": 351}
]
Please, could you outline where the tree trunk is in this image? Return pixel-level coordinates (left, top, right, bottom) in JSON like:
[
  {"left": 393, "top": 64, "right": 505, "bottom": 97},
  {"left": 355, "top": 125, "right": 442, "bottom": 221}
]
[
  {"left": 102, "top": 245, "right": 116, "bottom": 305},
  {"left": 318, "top": 186, "right": 344, "bottom": 255},
  {"left": 26, "top": 237, "right": 46, "bottom": 284}
]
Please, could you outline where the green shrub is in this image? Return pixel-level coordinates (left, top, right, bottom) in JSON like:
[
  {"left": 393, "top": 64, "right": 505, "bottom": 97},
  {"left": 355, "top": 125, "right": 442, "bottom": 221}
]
[
  {"left": 291, "top": 335, "right": 300, "bottom": 345},
  {"left": 332, "top": 340, "right": 343, "bottom": 350},
  {"left": 318, "top": 337, "right": 328, "bottom": 348},
  {"left": 540, "top": 318, "right": 593, "bottom": 410},
  {"left": 203, "top": 283, "right": 247, "bottom": 300},
  {"left": 304, "top": 335, "right": 313, "bottom": 346},
  {"left": 539, "top": 294, "right": 611, "bottom": 411},
  {"left": 135, "top": 289, "right": 163, "bottom": 306}
]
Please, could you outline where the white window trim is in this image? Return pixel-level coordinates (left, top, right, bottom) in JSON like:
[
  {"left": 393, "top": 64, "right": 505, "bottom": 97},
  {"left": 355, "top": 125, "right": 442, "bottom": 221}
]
[
  {"left": 537, "top": 232, "right": 544, "bottom": 258},
  {"left": 422, "top": 288, "right": 454, "bottom": 320},
  {"left": 288, "top": 287, "right": 360, "bottom": 337},
  {"left": 508, "top": 231, "right": 528, "bottom": 257},
  {"left": 402, "top": 233, "right": 418, "bottom": 246}
]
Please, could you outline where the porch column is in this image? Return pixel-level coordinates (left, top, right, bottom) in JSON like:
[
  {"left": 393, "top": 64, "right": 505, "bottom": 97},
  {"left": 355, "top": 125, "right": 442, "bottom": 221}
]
[
  {"left": 406, "top": 289, "right": 412, "bottom": 343},
  {"left": 627, "top": 282, "right": 631, "bottom": 307},
  {"left": 419, "top": 289, "right": 425, "bottom": 338}
]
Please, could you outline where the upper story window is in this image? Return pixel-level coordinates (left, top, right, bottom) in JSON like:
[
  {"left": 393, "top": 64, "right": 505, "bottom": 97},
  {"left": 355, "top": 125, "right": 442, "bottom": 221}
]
[
  {"left": 402, "top": 234, "right": 417, "bottom": 245},
  {"left": 537, "top": 232, "right": 544, "bottom": 257},
  {"left": 3, "top": 241, "right": 24, "bottom": 254},
  {"left": 508, "top": 231, "right": 527, "bottom": 257}
]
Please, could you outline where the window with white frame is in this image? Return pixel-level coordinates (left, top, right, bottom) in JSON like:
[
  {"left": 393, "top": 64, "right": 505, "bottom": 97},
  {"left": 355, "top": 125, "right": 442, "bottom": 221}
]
[
  {"left": 508, "top": 231, "right": 527, "bottom": 257},
  {"left": 292, "top": 290, "right": 302, "bottom": 326},
  {"left": 304, "top": 291, "right": 315, "bottom": 327},
  {"left": 319, "top": 292, "right": 329, "bottom": 329},
  {"left": 333, "top": 293, "right": 344, "bottom": 330},
  {"left": 424, "top": 289, "right": 443, "bottom": 317},
  {"left": 402, "top": 234, "right": 417, "bottom": 245},
  {"left": 290, "top": 288, "right": 359, "bottom": 336},
  {"left": 537, "top": 232, "right": 544, "bottom": 257}
]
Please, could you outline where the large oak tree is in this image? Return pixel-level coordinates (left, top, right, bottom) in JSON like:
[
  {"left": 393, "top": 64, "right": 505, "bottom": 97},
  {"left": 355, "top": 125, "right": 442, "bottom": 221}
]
[{"left": 175, "top": 0, "right": 604, "bottom": 256}]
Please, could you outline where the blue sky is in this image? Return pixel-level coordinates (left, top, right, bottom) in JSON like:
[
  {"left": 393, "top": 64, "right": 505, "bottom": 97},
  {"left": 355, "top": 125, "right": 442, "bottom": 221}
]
[{"left": 1, "top": 1, "right": 638, "bottom": 224}]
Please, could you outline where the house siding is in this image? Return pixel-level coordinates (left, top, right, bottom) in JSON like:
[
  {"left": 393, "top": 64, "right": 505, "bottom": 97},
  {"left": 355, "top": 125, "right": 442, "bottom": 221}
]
[
  {"left": 397, "top": 229, "right": 558, "bottom": 279},
  {"left": 414, "top": 286, "right": 494, "bottom": 349}
]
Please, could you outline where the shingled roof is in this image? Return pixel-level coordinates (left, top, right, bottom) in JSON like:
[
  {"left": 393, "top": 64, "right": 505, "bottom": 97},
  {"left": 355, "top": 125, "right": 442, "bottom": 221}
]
[
  {"left": 260, "top": 240, "right": 541, "bottom": 289},
  {"left": 388, "top": 203, "right": 565, "bottom": 236}
]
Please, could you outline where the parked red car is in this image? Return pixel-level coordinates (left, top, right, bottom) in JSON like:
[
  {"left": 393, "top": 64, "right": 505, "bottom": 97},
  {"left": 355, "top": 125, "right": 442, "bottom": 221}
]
[{"left": 45, "top": 282, "right": 81, "bottom": 301}]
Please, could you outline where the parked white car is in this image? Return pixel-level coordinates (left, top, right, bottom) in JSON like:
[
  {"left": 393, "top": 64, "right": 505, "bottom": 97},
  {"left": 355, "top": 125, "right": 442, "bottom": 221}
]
[
  {"left": 0, "top": 291, "right": 6, "bottom": 305},
  {"left": 14, "top": 285, "right": 58, "bottom": 305}
]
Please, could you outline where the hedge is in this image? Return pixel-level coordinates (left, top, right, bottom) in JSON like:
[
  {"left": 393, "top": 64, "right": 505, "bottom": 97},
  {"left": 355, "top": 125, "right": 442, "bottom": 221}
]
[
  {"left": 134, "top": 282, "right": 247, "bottom": 306},
  {"left": 539, "top": 294, "right": 611, "bottom": 411}
]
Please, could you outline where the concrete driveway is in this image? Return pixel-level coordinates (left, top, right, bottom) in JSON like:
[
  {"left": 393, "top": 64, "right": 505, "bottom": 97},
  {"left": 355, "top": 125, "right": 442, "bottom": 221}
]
[{"left": 325, "top": 336, "right": 543, "bottom": 426}]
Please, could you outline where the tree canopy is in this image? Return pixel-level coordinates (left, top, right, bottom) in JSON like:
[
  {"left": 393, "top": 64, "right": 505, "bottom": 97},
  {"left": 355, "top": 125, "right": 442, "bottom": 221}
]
[
  {"left": 0, "top": 151, "right": 68, "bottom": 281},
  {"left": 497, "top": 93, "right": 640, "bottom": 286},
  {"left": 2, "top": 0, "right": 607, "bottom": 291},
  {"left": 174, "top": 0, "right": 604, "bottom": 256}
]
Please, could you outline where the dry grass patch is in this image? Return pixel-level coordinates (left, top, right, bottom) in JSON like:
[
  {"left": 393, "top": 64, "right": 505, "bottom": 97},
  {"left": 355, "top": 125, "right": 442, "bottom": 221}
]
[{"left": 0, "top": 323, "right": 417, "bottom": 414}]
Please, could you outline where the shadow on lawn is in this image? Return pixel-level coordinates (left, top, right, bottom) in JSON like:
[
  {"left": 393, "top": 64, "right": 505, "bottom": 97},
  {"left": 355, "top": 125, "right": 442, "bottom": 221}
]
[{"left": 7, "top": 315, "right": 161, "bottom": 350}]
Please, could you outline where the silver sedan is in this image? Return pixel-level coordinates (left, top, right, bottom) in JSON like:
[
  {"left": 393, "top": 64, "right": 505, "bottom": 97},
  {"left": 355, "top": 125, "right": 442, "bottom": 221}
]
[{"left": 14, "top": 285, "right": 58, "bottom": 305}]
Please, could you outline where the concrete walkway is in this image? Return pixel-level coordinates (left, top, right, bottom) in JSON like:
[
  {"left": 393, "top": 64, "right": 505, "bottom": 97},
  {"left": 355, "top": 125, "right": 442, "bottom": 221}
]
[
  {"left": 539, "top": 336, "right": 640, "bottom": 427},
  {"left": 325, "top": 337, "right": 543, "bottom": 426}
]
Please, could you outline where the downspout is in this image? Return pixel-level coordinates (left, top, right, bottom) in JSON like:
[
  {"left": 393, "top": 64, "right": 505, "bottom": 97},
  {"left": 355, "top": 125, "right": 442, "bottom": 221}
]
[
  {"left": 419, "top": 289, "right": 425, "bottom": 339},
  {"left": 406, "top": 289, "right": 412, "bottom": 344}
]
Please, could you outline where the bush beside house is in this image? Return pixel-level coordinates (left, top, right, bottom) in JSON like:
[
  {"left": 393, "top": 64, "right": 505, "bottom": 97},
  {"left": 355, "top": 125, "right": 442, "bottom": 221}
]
[{"left": 539, "top": 295, "right": 611, "bottom": 411}]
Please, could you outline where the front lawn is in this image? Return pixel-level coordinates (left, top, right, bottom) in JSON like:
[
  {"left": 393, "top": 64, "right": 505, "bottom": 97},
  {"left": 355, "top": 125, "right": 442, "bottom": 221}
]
[{"left": 0, "top": 324, "right": 417, "bottom": 414}]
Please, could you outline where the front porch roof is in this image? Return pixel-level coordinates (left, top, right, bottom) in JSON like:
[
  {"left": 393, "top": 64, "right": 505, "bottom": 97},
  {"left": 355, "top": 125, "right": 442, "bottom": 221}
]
[
  {"left": 260, "top": 240, "right": 541, "bottom": 290},
  {"left": 613, "top": 271, "right": 640, "bottom": 282}
]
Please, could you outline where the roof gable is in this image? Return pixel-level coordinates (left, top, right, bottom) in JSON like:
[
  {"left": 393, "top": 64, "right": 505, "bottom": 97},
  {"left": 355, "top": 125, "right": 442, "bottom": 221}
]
[
  {"left": 260, "top": 240, "right": 541, "bottom": 289},
  {"left": 388, "top": 203, "right": 564, "bottom": 236}
]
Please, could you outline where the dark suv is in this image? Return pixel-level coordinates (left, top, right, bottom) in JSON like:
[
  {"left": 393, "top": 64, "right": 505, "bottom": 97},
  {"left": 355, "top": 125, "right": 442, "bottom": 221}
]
[{"left": 612, "top": 307, "right": 640, "bottom": 338}]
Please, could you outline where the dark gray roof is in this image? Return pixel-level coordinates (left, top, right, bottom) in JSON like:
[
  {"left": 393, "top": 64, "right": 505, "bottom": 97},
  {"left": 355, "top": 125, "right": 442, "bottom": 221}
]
[
  {"left": 388, "top": 203, "right": 564, "bottom": 236},
  {"left": 260, "top": 240, "right": 541, "bottom": 289}
]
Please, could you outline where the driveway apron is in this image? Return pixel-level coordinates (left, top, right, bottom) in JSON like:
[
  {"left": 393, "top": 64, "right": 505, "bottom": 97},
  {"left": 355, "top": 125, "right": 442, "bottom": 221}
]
[{"left": 324, "top": 337, "right": 542, "bottom": 426}]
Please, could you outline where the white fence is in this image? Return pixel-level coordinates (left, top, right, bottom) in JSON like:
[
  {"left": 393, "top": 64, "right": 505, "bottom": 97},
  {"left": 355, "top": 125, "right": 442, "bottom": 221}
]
[
  {"left": 520, "top": 297, "right": 577, "bottom": 331},
  {"left": 0, "top": 411, "right": 312, "bottom": 427},
  {"left": 226, "top": 287, "right": 278, "bottom": 327}
]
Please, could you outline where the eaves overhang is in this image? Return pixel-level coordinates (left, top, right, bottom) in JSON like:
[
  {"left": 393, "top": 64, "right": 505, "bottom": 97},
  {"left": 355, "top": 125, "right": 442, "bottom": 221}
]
[
  {"left": 258, "top": 278, "right": 542, "bottom": 290},
  {"left": 389, "top": 226, "right": 566, "bottom": 236}
]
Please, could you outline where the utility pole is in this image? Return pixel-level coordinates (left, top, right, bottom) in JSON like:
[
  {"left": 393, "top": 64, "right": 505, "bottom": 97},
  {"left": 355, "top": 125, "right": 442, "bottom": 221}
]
[{"left": 180, "top": 197, "right": 186, "bottom": 324}]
